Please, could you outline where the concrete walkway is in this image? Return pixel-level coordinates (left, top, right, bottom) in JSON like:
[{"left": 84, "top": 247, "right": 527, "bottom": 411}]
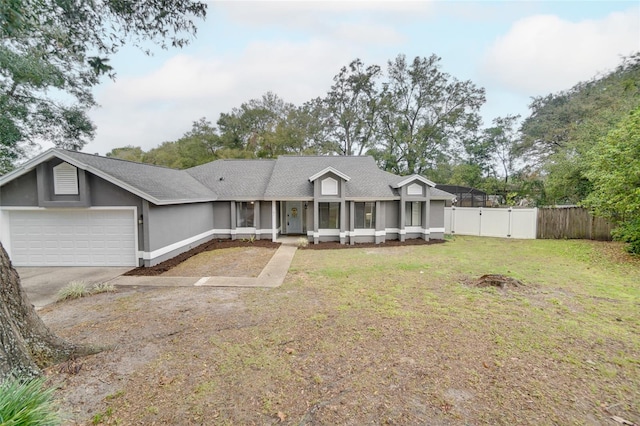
[{"left": 109, "top": 241, "right": 298, "bottom": 289}]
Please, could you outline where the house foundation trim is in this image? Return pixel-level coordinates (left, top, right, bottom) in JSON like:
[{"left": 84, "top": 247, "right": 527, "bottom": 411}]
[{"left": 142, "top": 229, "right": 215, "bottom": 261}]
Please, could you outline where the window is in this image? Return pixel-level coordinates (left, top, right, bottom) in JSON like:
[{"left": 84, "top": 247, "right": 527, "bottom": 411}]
[
  {"left": 355, "top": 202, "right": 375, "bottom": 229},
  {"left": 321, "top": 177, "right": 338, "bottom": 195},
  {"left": 405, "top": 201, "right": 422, "bottom": 226},
  {"left": 53, "top": 162, "right": 78, "bottom": 195},
  {"left": 319, "top": 202, "right": 340, "bottom": 229},
  {"left": 236, "top": 202, "right": 255, "bottom": 227}
]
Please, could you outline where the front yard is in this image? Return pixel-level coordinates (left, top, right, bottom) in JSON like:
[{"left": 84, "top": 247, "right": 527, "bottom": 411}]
[{"left": 42, "top": 236, "right": 640, "bottom": 425}]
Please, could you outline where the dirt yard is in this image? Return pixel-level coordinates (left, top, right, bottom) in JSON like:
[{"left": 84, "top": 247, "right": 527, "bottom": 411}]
[{"left": 38, "top": 237, "right": 640, "bottom": 425}]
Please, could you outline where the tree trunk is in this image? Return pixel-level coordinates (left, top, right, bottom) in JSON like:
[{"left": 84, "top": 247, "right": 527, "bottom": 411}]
[{"left": 0, "top": 243, "right": 100, "bottom": 380}]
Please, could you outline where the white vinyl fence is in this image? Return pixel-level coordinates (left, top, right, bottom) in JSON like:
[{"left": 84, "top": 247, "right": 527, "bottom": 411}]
[{"left": 444, "top": 207, "right": 538, "bottom": 239}]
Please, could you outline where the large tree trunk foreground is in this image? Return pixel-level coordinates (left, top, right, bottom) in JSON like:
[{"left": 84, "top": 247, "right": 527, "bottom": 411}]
[{"left": 0, "top": 243, "right": 100, "bottom": 380}]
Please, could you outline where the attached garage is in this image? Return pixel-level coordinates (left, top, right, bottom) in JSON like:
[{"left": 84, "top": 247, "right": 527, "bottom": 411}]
[{"left": 6, "top": 209, "right": 137, "bottom": 267}]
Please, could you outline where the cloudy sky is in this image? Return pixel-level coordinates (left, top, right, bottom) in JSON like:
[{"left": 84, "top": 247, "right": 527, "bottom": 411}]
[{"left": 67, "top": 0, "right": 640, "bottom": 155}]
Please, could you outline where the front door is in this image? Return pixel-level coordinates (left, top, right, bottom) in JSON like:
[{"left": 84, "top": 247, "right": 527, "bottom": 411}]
[{"left": 286, "top": 201, "right": 303, "bottom": 234}]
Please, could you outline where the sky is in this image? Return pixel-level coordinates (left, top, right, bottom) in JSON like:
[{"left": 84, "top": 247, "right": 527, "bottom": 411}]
[{"left": 56, "top": 0, "right": 640, "bottom": 156}]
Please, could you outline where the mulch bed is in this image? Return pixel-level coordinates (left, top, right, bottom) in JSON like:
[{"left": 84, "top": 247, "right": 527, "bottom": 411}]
[{"left": 125, "top": 237, "right": 446, "bottom": 276}]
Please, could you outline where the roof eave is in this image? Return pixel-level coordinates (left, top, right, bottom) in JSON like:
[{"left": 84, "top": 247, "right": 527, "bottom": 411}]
[
  {"left": 393, "top": 175, "right": 436, "bottom": 188},
  {"left": 308, "top": 166, "right": 351, "bottom": 182}
]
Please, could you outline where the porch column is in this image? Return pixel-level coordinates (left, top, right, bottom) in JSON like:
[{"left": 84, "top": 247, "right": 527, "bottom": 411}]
[
  {"left": 340, "top": 200, "right": 346, "bottom": 244},
  {"left": 425, "top": 189, "right": 431, "bottom": 241},
  {"left": 375, "top": 201, "right": 385, "bottom": 244},
  {"left": 230, "top": 201, "right": 237, "bottom": 240},
  {"left": 420, "top": 199, "right": 429, "bottom": 241},
  {"left": 254, "top": 201, "right": 260, "bottom": 240},
  {"left": 271, "top": 201, "right": 277, "bottom": 242},
  {"left": 349, "top": 201, "right": 355, "bottom": 245},
  {"left": 399, "top": 196, "right": 406, "bottom": 242},
  {"left": 313, "top": 201, "right": 319, "bottom": 244}
]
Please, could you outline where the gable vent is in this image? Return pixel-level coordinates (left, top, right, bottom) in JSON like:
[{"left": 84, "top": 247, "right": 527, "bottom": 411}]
[{"left": 53, "top": 162, "right": 79, "bottom": 195}]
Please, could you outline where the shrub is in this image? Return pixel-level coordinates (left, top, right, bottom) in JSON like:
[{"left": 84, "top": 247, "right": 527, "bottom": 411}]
[
  {"left": 612, "top": 218, "right": 640, "bottom": 255},
  {"left": 92, "top": 282, "right": 116, "bottom": 294},
  {"left": 56, "top": 281, "right": 89, "bottom": 301},
  {"left": 296, "top": 237, "right": 309, "bottom": 248},
  {"left": 0, "top": 377, "right": 60, "bottom": 425}
]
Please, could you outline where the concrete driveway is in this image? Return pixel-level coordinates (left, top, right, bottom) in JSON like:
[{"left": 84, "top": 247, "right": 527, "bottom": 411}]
[{"left": 17, "top": 267, "right": 131, "bottom": 309}]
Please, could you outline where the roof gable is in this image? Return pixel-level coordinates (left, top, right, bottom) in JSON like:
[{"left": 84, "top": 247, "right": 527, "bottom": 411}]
[
  {"left": 1, "top": 149, "right": 217, "bottom": 205},
  {"left": 308, "top": 166, "right": 351, "bottom": 182},
  {"left": 393, "top": 174, "right": 436, "bottom": 188}
]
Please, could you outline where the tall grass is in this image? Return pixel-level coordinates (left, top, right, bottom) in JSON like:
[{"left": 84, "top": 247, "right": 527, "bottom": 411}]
[{"left": 0, "top": 377, "right": 60, "bottom": 425}]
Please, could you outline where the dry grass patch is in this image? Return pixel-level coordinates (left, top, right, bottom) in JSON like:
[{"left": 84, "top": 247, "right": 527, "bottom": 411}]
[{"left": 161, "top": 246, "right": 277, "bottom": 277}]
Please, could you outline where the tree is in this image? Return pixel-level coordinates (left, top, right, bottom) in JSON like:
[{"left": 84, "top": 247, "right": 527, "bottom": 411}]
[
  {"left": 519, "top": 53, "right": 640, "bottom": 204},
  {"left": 0, "top": 0, "right": 207, "bottom": 172},
  {"left": 1, "top": 245, "right": 100, "bottom": 380},
  {"left": 106, "top": 146, "right": 145, "bottom": 162},
  {"left": 376, "top": 54, "right": 485, "bottom": 175},
  {"left": 320, "top": 59, "right": 381, "bottom": 156},
  {"left": 217, "top": 92, "right": 295, "bottom": 158},
  {"left": 1, "top": 0, "right": 207, "bottom": 380},
  {"left": 584, "top": 106, "right": 640, "bottom": 254}
]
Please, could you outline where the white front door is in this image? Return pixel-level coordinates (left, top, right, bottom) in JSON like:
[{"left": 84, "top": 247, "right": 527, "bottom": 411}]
[{"left": 285, "top": 202, "right": 303, "bottom": 234}]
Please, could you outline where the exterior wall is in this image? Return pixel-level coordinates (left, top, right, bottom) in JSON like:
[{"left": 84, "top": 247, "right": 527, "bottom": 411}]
[
  {"left": 385, "top": 201, "right": 399, "bottom": 229},
  {"left": 145, "top": 202, "right": 214, "bottom": 266},
  {"left": 1, "top": 169, "right": 146, "bottom": 264},
  {"left": 88, "top": 174, "right": 144, "bottom": 250},
  {"left": 259, "top": 202, "right": 272, "bottom": 239},
  {"left": 36, "top": 159, "right": 90, "bottom": 207},
  {"left": 313, "top": 172, "right": 346, "bottom": 244},
  {"left": 212, "top": 202, "right": 232, "bottom": 239},
  {"left": 429, "top": 200, "right": 446, "bottom": 239},
  {"left": 0, "top": 170, "right": 38, "bottom": 206}
]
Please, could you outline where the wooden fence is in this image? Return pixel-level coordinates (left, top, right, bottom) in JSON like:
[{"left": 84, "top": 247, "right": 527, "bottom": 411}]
[{"left": 536, "top": 206, "right": 614, "bottom": 240}]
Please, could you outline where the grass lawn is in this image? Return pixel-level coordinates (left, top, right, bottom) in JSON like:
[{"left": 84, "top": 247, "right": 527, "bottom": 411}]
[{"left": 43, "top": 236, "right": 640, "bottom": 425}]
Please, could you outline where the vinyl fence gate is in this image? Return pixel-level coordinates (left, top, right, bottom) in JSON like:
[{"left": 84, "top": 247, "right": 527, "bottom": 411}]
[{"left": 444, "top": 207, "right": 538, "bottom": 239}]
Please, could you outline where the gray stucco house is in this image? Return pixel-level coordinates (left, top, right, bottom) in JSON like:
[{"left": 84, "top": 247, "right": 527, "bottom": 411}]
[{"left": 0, "top": 149, "right": 453, "bottom": 267}]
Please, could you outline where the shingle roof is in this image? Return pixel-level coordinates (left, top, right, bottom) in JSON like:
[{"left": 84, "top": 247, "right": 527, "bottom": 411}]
[
  {"left": 264, "top": 156, "right": 400, "bottom": 199},
  {"left": 1, "top": 149, "right": 454, "bottom": 203},
  {"left": 186, "top": 159, "right": 276, "bottom": 200},
  {"left": 54, "top": 149, "right": 217, "bottom": 204}
]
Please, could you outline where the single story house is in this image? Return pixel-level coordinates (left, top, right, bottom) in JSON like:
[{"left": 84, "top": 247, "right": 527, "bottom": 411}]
[{"left": 0, "top": 149, "right": 453, "bottom": 267}]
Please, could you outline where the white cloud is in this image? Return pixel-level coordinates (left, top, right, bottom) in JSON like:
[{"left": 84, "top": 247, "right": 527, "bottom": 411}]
[
  {"left": 87, "top": 38, "right": 354, "bottom": 154},
  {"left": 481, "top": 7, "right": 640, "bottom": 96}
]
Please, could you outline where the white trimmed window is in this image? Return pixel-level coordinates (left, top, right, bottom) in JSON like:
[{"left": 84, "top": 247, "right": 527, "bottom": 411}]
[
  {"left": 405, "top": 201, "right": 422, "bottom": 226},
  {"left": 321, "top": 177, "right": 338, "bottom": 195},
  {"left": 355, "top": 202, "right": 375, "bottom": 229},
  {"left": 319, "top": 202, "right": 340, "bottom": 229},
  {"left": 236, "top": 202, "right": 255, "bottom": 227},
  {"left": 53, "top": 162, "right": 78, "bottom": 195},
  {"left": 407, "top": 183, "right": 422, "bottom": 196}
]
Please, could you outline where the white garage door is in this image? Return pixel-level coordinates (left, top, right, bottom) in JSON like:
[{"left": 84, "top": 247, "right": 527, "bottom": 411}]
[{"left": 9, "top": 209, "right": 136, "bottom": 266}]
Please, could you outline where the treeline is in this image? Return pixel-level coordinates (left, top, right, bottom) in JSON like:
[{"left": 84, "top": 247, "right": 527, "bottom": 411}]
[
  {"left": 108, "top": 53, "right": 640, "bottom": 252},
  {"left": 109, "top": 54, "right": 517, "bottom": 197}
]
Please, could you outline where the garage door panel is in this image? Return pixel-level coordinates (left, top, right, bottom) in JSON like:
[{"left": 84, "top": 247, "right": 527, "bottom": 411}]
[{"left": 9, "top": 210, "right": 136, "bottom": 266}]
